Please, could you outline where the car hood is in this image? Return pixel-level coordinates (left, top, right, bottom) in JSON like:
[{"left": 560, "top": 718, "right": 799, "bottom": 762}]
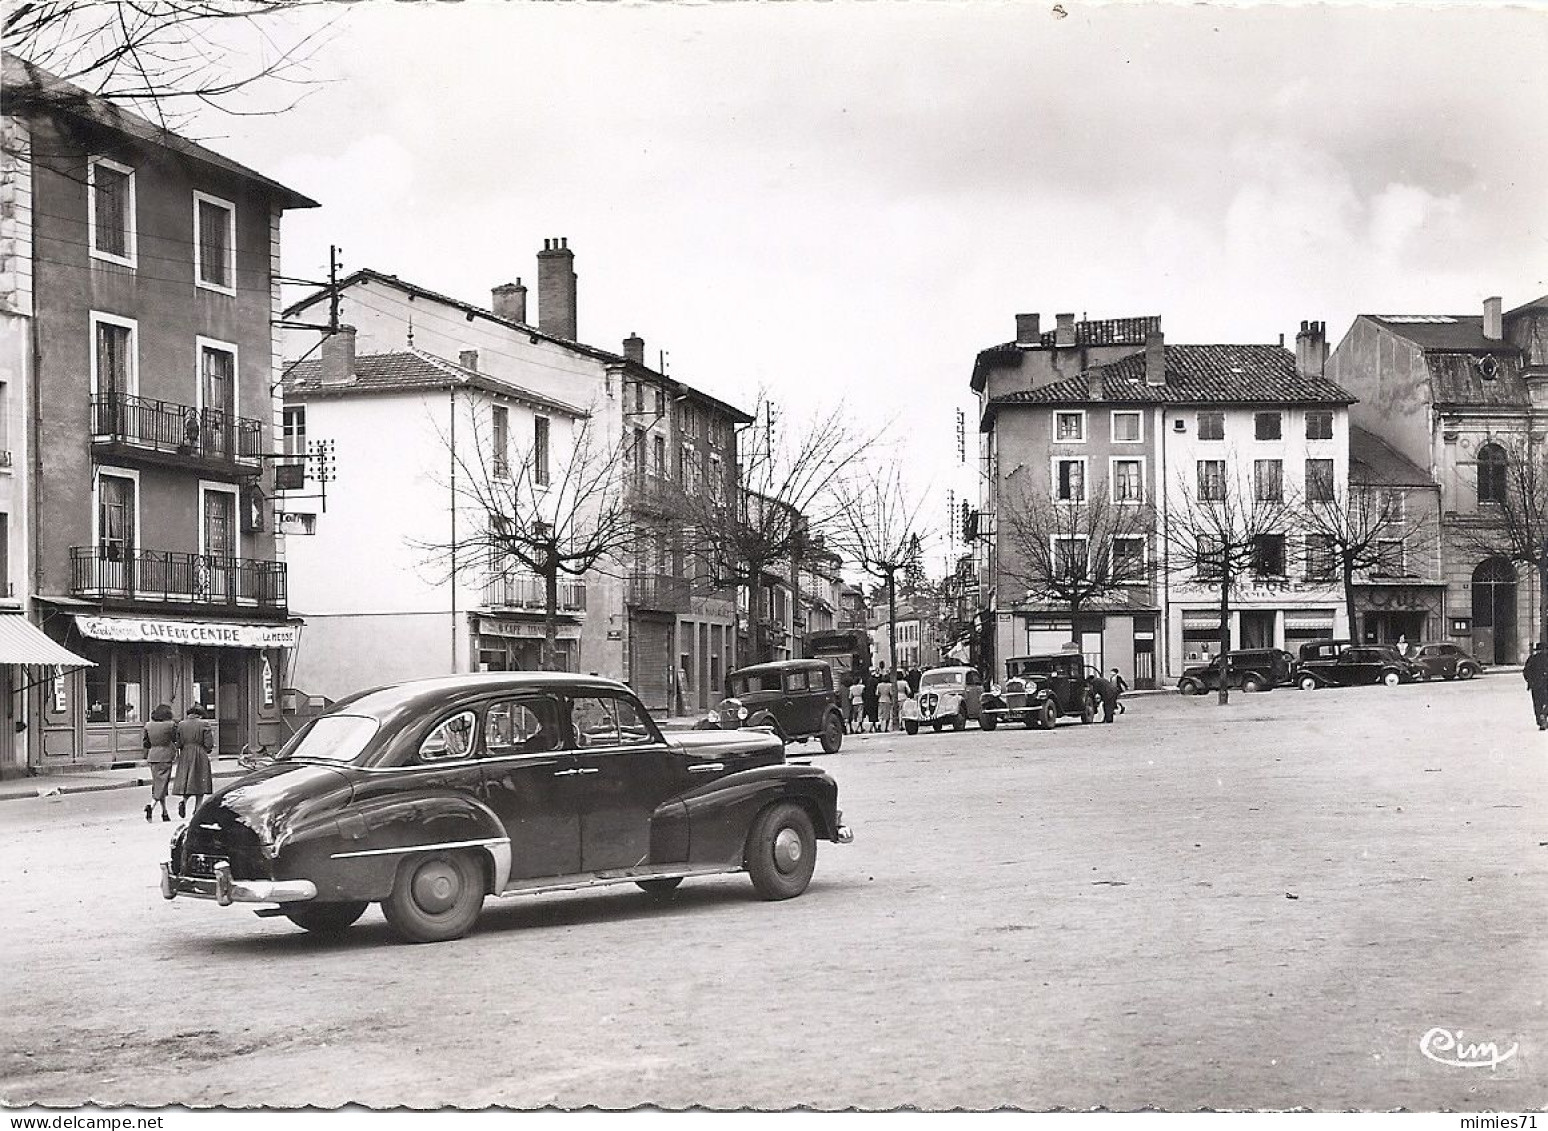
[
  {"left": 666, "top": 729, "right": 785, "bottom": 762},
  {"left": 203, "top": 761, "right": 356, "bottom": 852}
]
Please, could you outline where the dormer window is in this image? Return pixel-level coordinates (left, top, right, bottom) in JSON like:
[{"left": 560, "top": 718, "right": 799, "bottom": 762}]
[{"left": 1478, "top": 355, "right": 1500, "bottom": 381}]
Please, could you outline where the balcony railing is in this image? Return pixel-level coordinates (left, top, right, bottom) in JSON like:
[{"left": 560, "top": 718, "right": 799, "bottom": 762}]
[
  {"left": 70, "top": 547, "right": 286, "bottom": 611},
  {"left": 627, "top": 572, "right": 691, "bottom": 613},
  {"left": 483, "top": 573, "right": 587, "bottom": 613},
  {"left": 91, "top": 393, "right": 263, "bottom": 467}
]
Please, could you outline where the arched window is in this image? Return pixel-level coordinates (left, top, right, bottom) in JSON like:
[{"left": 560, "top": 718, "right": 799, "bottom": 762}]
[{"left": 1477, "top": 443, "right": 1508, "bottom": 505}]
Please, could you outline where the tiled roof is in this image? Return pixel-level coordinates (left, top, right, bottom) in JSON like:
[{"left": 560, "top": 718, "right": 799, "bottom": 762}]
[
  {"left": 986, "top": 345, "right": 1357, "bottom": 409},
  {"left": 285, "top": 349, "right": 588, "bottom": 417},
  {"left": 1425, "top": 352, "right": 1530, "bottom": 408},
  {"left": 1349, "top": 426, "right": 1433, "bottom": 488}
]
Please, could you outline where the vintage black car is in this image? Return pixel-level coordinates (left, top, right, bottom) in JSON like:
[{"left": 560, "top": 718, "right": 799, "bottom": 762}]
[
  {"left": 900, "top": 665, "right": 984, "bottom": 734},
  {"left": 979, "top": 651, "right": 1098, "bottom": 730},
  {"left": 162, "top": 673, "right": 853, "bottom": 944},
  {"left": 1176, "top": 648, "right": 1296, "bottom": 695},
  {"left": 711, "top": 660, "right": 846, "bottom": 753},
  {"left": 1295, "top": 643, "right": 1422, "bottom": 689},
  {"left": 1409, "top": 641, "right": 1484, "bottom": 682}
]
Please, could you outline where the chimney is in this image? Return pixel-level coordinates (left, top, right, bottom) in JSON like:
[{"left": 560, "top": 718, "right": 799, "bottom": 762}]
[
  {"left": 1144, "top": 329, "right": 1166, "bottom": 387},
  {"left": 1483, "top": 295, "right": 1502, "bottom": 340},
  {"left": 623, "top": 333, "right": 645, "bottom": 365},
  {"left": 537, "top": 237, "right": 578, "bottom": 341},
  {"left": 1294, "top": 319, "right": 1328, "bottom": 378},
  {"left": 1055, "top": 312, "right": 1076, "bottom": 348},
  {"left": 321, "top": 325, "right": 356, "bottom": 385},
  {"left": 459, "top": 349, "right": 478, "bottom": 372},
  {"left": 1015, "top": 313, "right": 1041, "bottom": 345},
  {"left": 491, "top": 279, "right": 528, "bottom": 324},
  {"left": 1089, "top": 367, "right": 1104, "bottom": 401}
]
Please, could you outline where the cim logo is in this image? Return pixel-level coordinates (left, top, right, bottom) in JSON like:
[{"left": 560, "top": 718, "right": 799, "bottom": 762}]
[{"left": 1419, "top": 1027, "right": 1519, "bottom": 1069}]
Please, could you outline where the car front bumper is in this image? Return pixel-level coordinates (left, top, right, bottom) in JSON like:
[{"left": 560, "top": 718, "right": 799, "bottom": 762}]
[{"left": 161, "top": 861, "right": 317, "bottom": 906}]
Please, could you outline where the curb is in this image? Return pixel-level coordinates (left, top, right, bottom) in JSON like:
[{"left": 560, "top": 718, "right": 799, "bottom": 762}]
[{"left": 0, "top": 765, "right": 246, "bottom": 803}]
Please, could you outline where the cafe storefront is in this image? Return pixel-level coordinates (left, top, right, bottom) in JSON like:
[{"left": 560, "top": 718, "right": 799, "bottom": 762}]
[{"left": 36, "top": 614, "right": 299, "bottom": 769}]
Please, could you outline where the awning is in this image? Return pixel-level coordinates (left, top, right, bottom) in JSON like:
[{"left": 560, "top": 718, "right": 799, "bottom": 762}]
[
  {"left": 1181, "top": 611, "right": 1222, "bottom": 629},
  {"left": 74, "top": 614, "right": 300, "bottom": 649},
  {"left": 0, "top": 615, "right": 94, "bottom": 668},
  {"left": 1285, "top": 614, "right": 1336, "bottom": 631}
]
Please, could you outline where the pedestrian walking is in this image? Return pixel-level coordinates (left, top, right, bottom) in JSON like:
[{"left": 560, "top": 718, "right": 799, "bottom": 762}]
[
  {"left": 142, "top": 703, "right": 179, "bottom": 823},
  {"left": 1110, "top": 668, "right": 1129, "bottom": 714},
  {"left": 1089, "top": 671, "right": 1119, "bottom": 724},
  {"left": 847, "top": 675, "right": 864, "bottom": 733},
  {"left": 878, "top": 675, "right": 896, "bottom": 732},
  {"left": 906, "top": 666, "right": 922, "bottom": 697},
  {"left": 1525, "top": 642, "right": 1548, "bottom": 732},
  {"left": 173, "top": 705, "right": 215, "bottom": 819},
  {"left": 862, "top": 670, "right": 880, "bottom": 733}
]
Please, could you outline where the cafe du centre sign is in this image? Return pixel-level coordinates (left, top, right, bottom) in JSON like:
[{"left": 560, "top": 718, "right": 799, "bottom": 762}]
[{"left": 75, "top": 615, "right": 301, "bottom": 650}]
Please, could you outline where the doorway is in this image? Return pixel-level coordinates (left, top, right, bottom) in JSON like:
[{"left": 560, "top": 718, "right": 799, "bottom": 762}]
[
  {"left": 1240, "top": 611, "right": 1276, "bottom": 650},
  {"left": 1471, "top": 558, "right": 1518, "bottom": 665}
]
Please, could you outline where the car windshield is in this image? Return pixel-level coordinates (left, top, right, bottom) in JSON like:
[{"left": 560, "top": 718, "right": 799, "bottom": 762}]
[
  {"left": 920, "top": 671, "right": 964, "bottom": 688},
  {"left": 278, "top": 713, "right": 380, "bottom": 764},
  {"left": 730, "top": 672, "right": 782, "bottom": 697}
]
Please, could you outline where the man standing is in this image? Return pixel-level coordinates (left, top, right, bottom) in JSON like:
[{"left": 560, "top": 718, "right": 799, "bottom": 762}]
[
  {"left": 1525, "top": 643, "right": 1548, "bottom": 731},
  {"left": 1110, "top": 668, "right": 1129, "bottom": 715}
]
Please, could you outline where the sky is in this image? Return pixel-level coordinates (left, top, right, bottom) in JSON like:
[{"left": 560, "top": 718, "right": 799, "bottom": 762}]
[{"left": 186, "top": 0, "right": 1547, "bottom": 575}]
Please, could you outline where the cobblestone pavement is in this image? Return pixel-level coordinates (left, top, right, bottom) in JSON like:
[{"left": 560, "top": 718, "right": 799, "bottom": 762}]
[{"left": 1, "top": 675, "right": 1543, "bottom": 1111}]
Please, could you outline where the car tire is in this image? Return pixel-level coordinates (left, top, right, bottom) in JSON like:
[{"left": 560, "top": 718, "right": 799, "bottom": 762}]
[
  {"left": 1298, "top": 674, "right": 1318, "bottom": 691},
  {"left": 381, "top": 851, "right": 485, "bottom": 944},
  {"left": 1242, "top": 675, "right": 1265, "bottom": 693},
  {"left": 744, "top": 802, "right": 817, "bottom": 901},
  {"left": 1457, "top": 664, "right": 1477, "bottom": 681},
  {"left": 1381, "top": 670, "right": 1401, "bottom": 687},
  {"left": 283, "top": 900, "right": 368, "bottom": 936},
  {"left": 1177, "top": 678, "right": 1200, "bottom": 696},
  {"left": 819, "top": 712, "right": 844, "bottom": 754},
  {"left": 953, "top": 707, "right": 968, "bottom": 732},
  {"left": 636, "top": 877, "right": 683, "bottom": 896},
  {"left": 931, "top": 721, "right": 943, "bottom": 733},
  {"left": 1080, "top": 698, "right": 1095, "bottom": 724},
  {"left": 980, "top": 714, "right": 998, "bottom": 732},
  {"left": 903, "top": 720, "right": 919, "bottom": 735}
]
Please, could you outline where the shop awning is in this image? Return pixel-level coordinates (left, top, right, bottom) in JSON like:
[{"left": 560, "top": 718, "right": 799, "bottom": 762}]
[
  {"left": 0, "top": 615, "right": 94, "bottom": 668},
  {"left": 1285, "top": 614, "right": 1336, "bottom": 631}
]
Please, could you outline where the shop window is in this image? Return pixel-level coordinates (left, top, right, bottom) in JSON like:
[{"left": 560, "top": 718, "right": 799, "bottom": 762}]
[
  {"left": 83, "top": 643, "right": 143, "bottom": 724},
  {"left": 192, "top": 653, "right": 218, "bottom": 715}
]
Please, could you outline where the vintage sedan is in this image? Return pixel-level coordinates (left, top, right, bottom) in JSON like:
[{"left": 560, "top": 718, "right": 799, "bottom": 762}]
[
  {"left": 900, "top": 665, "right": 984, "bottom": 734},
  {"left": 1409, "top": 641, "right": 1484, "bottom": 682},
  {"left": 978, "top": 651, "right": 1098, "bottom": 730},
  {"left": 1296, "top": 644, "right": 1422, "bottom": 689},
  {"left": 710, "top": 660, "right": 846, "bottom": 753},
  {"left": 162, "top": 673, "right": 853, "bottom": 944}
]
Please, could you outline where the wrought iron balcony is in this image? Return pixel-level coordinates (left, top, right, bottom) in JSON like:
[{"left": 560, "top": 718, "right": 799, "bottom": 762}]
[
  {"left": 91, "top": 393, "right": 263, "bottom": 473},
  {"left": 627, "top": 572, "right": 691, "bottom": 613},
  {"left": 483, "top": 573, "right": 587, "bottom": 614},
  {"left": 70, "top": 547, "right": 286, "bottom": 611},
  {"left": 625, "top": 473, "right": 684, "bottom": 516}
]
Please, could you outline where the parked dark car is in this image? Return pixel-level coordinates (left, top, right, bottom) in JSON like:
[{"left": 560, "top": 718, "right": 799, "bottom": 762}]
[
  {"left": 900, "top": 665, "right": 984, "bottom": 734},
  {"left": 162, "top": 673, "right": 853, "bottom": 943},
  {"left": 1296, "top": 644, "right": 1422, "bottom": 689},
  {"left": 979, "top": 651, "right": 1098, "bottom": 730},
  {"left": 1409, "top": 642, "right": 1485, "bottom": 682},
  {"left": 713, "top": 660, "right": 847, "bottom": 753},
  {"left": 1176, "top": 649, "right": 1296, "bottom": 695}
]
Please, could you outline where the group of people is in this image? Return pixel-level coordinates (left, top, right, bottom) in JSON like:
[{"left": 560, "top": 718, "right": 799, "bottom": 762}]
[
  {"left": 141, "top": 704, "right": 215, "bottom": 823},
  {"left": 842, "top": 666, "right": 921, "bottom": 733}
]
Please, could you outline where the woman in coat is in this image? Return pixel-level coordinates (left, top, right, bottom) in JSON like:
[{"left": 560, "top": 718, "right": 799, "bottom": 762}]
[
  {"left": 173, "top": 705, "right": 215, "bottom": 819},
  {"left": 142, "top": 704, "right": 179, "bottom": 823}
]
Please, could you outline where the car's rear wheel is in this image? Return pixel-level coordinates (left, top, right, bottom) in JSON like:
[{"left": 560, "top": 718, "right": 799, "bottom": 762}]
[
  {"left": 1177, "top": 678, "right": 1201, "bottom": 696},
  {"left": 1033, "top": 701, "right": 1057, "bottom": 729},
  {"left": 1457, "top": 664, "right": 1478, "bottom": 681},
  {"left": 744, "top": 802, "right": 817, "bottom": 901},
  {"left": 382, "top": 851, "right": 485, "bottom": 944},
  {"left": 1298, "top": 674, "right": 1318, "bottom": 691},
  {"left": 1242, "top": 675, "right": 1266, "bottom": 693},
  {"left": 953, "top": 706, "right": 968, "bottom": 732},
  {"left": 819, "top": 711, "right": 844, "bottom": 754},
  {"left": 980, "top": 714, "right": 998, "bottom": 732},
  {"left": 903, "top": 720, "right": 919, "bottom": 735},
  {"left": 1381, "top": 670, "right": 1402, "bottom": 687},
  {"left": 636, "top": 877, "right": 683, "bottom": 896},
  {"left": 284, "top": 900, "right": 368, "bottom": 936}
]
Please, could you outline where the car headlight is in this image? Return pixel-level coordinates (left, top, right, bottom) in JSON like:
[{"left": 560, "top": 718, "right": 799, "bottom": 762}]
[{"left": 737, "top": 706, "right": 749, "bottom": 721}]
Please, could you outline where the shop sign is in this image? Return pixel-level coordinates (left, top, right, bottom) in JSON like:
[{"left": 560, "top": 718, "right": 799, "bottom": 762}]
[
  {"left": 52, "top": 666, "right": 67, "bottom": 714},
  {"left": 75, "top": 615, "right": 301, "bottom": 649},
  {"left": 261, "top": 656, "right": 275, "bottom": 707},
  {"left": 477, "top": 617, "right": 580, "bottom": 641}
]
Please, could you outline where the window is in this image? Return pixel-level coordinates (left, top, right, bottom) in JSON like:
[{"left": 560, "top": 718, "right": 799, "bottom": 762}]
[
  {"left": 683, "top": 404, "right": 699, "bottom": 439},
  {"left": 1377, "top": 489, "right": 1405, "bottom": 524},
  {"left": 1254, "top": 412, "right": 1282, "bottom": 440},
  {"left": 1252, "top": 534, "right": 1286, "bottom": 577},
  {"left": 1304, "top": 534, "right": 1337, "bottom": 580},
  {"left": 1305, "top": 458, "right": 1335, "bottom": 502},
  {"left": 1374, "top": 539, "right": 1405, "bottom": 576},
  {"left": 1111, "top": 458, "right": 1144, "bottom": 504},
  {"left": 632, "top": 426, "right": 647, "bottom": 480},
  {"left": 571, "top": 695, "right": 654, "bottom": 747},
  {"left": 1197, "top": 411, "right": 1225, "bottom": 441},
  {"left": 492, "top": 405, "right": 510, "bottom": 478},
  {"left": 1111, "top": 411, "right": 1142, "bottom": 443},
  {"left": 83, "top": 642, "right": 144, "bottom": 725},
  {"left": 710, "top": 453, "right": 725, "bottom": 503},
  {"left": 96, "top": 471, "right": 137, "bottom": 561},
  {"left": 532, "top": 416, "right": 550, "bottom": 486},
  {"left": 91, "top": 313, "right": 136, "bottom": 399},
  {"left": 0, "top": 513, "right": 8, "bottom": 595},
  {"left": 1054, "top": 458, "right": 1086, "bottom": 503},
  {"left": 483, "top": 697, "right": 559, "bottom": 757},
  {"left": 88, "top": 157, "right": 135, "bottom": 266},
  {"left": 1477, "top": 443, "right": 1507, "bottom": 505},
  {"left": 1195, "top": 535, "right": 1224, "bottom": 580},
  {"left": 1054, "top": 411, "right": 1085, "bottom": 442},
  {"left": 652, "top": 434, "right": 666, "bottom": 478},
  {"left": 681, "top": 445, "right": 702, "bottom": 494},
  {"left": 1306, "top": 410, "right": 1334, "bottom": 440},
  {"left": 633, "top": 382, "right": 645, "bottom": 414},
  {"left": 1254, "top": 459, "right": 1283, "bottom": 502},
  {"left": 1112, "top": 536, "right": 1146, "bottom": 583},
  {"left": 654, "top": 387, "right": 665, "bottom": 417},
  {"left": 1053, "top": 536, "right": 1088, "bottom": 578},
  {"left": 1197, "top": 460, "right": 1226, "bottom": 502},
  {"left": 282, "top": 406, "right": 307, "bottom": 458},
  {"left": 193, "top": 191, "right": 236, "bottom": 293},
  {"left": 419, "top": 710, "right": 478, "bottom": 761}
]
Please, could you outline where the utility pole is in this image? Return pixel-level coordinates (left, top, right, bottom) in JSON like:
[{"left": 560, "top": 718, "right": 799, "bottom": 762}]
[{"left": 328, "top": 245, "right": 342, "bottom": 334}]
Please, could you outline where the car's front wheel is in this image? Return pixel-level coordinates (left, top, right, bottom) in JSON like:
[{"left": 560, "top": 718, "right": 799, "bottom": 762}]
[
  {"left": 953, "top": 706, "right": 968, "bottom": 732},
  {"left": 382, "top": 851, "right": 485, "bottom": 944},
  {"left": 1177, "top": 678, "right": 1201, "bottom": 695},
  {"left": 1033, "top": 701, "right": 1057, "bottom": 729},
  {"left": 284, "top": 900, "right": 368, "bottom": 937},
  {"left": 745, "top": 802, "right": 817, "bottom": 900},
  {"left": 980, "top": 713, "right": 998, "bottom": 732},
  {"left": 1298, "top": 674, "right": 1318, "bottom": 691},
  {"left": 1241, "top": 675, "right": 1266, "bottom": 693},
  {"left": 1457, "top": 664, "right": 1478, "bottom": 681},
  {"left": 1381, "top": 670, "right": 1402, "bottom": 687},
  {"left": 819, "top": 711, "right": 844, "bottom": 754},
  {"left": 903, "top": 720, "right": 919, "bottom": 735}
]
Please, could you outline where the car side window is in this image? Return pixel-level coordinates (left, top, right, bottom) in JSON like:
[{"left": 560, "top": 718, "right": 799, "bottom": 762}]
[
  {"left": 816, "top": 668, "right": 834, "bottom": 692},
  {"left": 784, "top": 670, "right": 809, "bottom": 693},
  {"left": 482, "top": 697, "right": 559, "bottom": 758},
  {"left": 967, "top": 671, "right": 981, "bottom": 687},
  {"left": 418, "top": 710, "right": 478, "bottom": 762},
  {"left": 571, "top": 695, "right": 654, "bottom": 748}
]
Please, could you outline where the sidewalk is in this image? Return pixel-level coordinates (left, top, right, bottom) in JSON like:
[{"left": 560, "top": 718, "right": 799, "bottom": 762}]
[{"left": 0, "top": 758, "right": 249, "bottom": 803}]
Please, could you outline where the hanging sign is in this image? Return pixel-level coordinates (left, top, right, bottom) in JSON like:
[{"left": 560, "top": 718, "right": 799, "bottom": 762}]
[
  {"left": 75, "top": 615, "right": 301, "bottom": 649},
  {"left": 261, "top": 655, "right": 275, "bottom": 707},
  {"left": 52, "top": 666, "right": 67, "bottom": 715}
]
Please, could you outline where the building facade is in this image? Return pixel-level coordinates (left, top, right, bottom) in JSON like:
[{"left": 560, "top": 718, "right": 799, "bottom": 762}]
[
  {"left": 4, "top": 54, "right": 315, "bottom": 770},
  {"left": 1327, "top": 298, "right": 1548, "bottom": 664}
]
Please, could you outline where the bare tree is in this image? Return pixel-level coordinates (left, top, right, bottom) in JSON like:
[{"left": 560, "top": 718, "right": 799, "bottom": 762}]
[
  {"left": 1299, "top": 481, "right": 1437, "bottom": 641},
  {"left": 832, "top": 463, "right": 932, "bottom": 729},
  {"left": 999, "top": 477, "right": 1157, "bottom": 647},
  {"left": 421, "top": 399, "right": 637, "bottom": 672},
  {"left": 1453, "top": 434, "right": 1548, "bottom": 649},
  {"left": 1164, "top": 462, "right": 1297, "bottom": 705},
  {"left": 673, "top": 397, "right": 878, "bottom": 665}
]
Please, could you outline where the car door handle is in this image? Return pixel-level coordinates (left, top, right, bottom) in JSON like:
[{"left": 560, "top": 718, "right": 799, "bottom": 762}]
[
  {"left": 553, "top": 767, "right": 600, "bottom": 777},
  {"left": 688, "top": 762, "right": 724, "bottom": 774},
  {"left": 552, "top": 767, "right": 580, "bottom": 776}
]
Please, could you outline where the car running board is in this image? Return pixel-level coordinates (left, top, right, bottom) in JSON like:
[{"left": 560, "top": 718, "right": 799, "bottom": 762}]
[{"left": 494, "top": 864, "right": 743, "bottom": 899}]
